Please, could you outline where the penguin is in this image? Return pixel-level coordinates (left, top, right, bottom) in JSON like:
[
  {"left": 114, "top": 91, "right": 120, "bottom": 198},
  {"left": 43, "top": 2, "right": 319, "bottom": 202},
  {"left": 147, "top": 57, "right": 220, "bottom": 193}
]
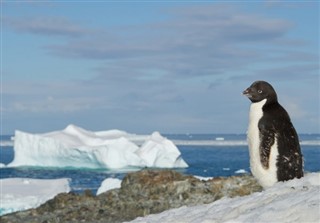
[{"left": 243, "top": 80, "right": 303, "bottom": 188}]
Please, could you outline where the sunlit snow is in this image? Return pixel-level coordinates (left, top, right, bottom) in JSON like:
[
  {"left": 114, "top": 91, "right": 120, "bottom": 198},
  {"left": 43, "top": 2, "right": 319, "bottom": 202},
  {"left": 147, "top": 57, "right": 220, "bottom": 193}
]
[
  {"left": 96, "top": 178, "right": 122, "bottom": 195},
  {"left": 129, "top": 172, "right": 320, "bottom": 223},
  {"left": 0, "top": 178, "right": 70, "bottom": 216}
]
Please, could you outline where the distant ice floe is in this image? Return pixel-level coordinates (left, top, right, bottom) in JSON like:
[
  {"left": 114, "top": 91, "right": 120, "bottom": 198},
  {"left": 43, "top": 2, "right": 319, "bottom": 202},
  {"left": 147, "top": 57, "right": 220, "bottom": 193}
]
[
  {"left": 0, "top": 178, "right": 70, "bottom": 216},
  {"left": 2, "top": 134, "right": 319, "bottom": 148},
  {"left": 172, "top": 139, "right": 320, "bottom": 146},
  {"left": 234, "top": 169, "right": 247, "bottom": 174},
  {"left": 0, "top": 140, "right": 14, "bottom": 147},
  {"left": 8, "top": 124, "right": 188, "bottom": 169}
]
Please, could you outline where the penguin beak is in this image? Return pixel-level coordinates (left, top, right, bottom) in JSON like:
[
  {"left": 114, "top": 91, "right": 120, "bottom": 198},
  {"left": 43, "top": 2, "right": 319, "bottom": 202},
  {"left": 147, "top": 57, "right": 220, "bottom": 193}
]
[{"left": 242, "top": 88, "right": 251, "bottom": 98}]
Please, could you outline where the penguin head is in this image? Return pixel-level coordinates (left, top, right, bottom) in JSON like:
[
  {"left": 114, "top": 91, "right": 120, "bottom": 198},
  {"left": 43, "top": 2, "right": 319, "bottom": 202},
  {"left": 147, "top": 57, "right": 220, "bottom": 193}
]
[{"left": 243, "top": 80, "right": 278, "bottom": 103}]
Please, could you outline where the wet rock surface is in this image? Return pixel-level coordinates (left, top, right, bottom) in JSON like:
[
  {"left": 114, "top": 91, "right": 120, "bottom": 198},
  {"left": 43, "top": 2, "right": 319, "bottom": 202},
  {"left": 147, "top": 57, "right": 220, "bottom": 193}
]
[{"left": 0, "top": 170, "right": 262, "bottom": 223}]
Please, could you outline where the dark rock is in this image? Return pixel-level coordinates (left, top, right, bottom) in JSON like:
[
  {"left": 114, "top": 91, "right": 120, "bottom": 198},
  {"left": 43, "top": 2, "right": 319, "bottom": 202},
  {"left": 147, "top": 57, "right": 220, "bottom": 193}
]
[{"left": 0, "top": 170, "right": 262, "bottom": 223}]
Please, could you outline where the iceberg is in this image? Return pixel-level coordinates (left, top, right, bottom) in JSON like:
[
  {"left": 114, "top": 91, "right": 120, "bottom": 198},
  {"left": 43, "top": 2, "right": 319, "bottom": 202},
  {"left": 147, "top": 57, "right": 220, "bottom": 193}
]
[
  {"left": 0, "top": 178, "right": 70, "bottom": 216},
  {"left": 8, "top": 124, "right": 188, "bottom": 169},
  {"left": 136, "top": 132, "right": 188, "bottom": 168}
]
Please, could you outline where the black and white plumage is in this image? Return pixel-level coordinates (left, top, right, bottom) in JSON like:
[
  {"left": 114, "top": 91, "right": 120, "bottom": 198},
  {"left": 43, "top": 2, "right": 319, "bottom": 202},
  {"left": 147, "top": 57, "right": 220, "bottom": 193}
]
[{"left": 243, "top": 81, "right": 303, "bottom": 188}]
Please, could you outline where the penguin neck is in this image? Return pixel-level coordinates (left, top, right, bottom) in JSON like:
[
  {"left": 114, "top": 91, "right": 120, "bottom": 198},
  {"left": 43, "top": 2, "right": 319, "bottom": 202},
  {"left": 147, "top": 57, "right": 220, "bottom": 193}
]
[{"left": 250, "top": 99, "right": 267, "bottom": 114}]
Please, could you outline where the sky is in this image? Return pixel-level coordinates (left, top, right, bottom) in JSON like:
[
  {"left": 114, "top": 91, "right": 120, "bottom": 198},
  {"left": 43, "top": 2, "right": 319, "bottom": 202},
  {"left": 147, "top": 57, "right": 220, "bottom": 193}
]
[{"left": 1, "top": 1, "right": 319, "bottom": 135}]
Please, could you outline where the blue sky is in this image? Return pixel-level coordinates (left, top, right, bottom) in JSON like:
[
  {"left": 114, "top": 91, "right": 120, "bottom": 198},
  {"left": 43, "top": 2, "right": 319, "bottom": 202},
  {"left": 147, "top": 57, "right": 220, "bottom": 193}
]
[{"left": 1, "top": 1, "right": 319, "bottom": 134}]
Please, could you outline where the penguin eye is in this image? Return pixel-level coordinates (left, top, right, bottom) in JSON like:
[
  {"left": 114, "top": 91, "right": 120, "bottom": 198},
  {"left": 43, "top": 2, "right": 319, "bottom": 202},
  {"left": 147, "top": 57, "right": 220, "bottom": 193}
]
[{"left": 258, "top": 90, "right": 263, "bottom": 94}]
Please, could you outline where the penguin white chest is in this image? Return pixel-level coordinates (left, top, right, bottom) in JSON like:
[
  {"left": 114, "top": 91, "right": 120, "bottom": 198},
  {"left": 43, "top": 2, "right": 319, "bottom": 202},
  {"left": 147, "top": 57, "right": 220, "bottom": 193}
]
[{"left": 247, "top": 99, "right": 279, "bottom": 188}]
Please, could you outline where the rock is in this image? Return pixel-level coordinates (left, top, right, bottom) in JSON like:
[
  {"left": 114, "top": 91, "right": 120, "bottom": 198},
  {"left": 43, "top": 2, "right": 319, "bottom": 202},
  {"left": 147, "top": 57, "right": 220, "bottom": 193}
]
[{"left": 0, "top": 170, "right": 262, "bottom": 223}]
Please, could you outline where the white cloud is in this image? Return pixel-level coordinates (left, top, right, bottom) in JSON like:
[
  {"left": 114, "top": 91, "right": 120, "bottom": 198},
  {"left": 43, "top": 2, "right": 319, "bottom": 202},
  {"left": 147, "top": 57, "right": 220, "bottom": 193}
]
[{"left": 3, "top": 16, "right": 88, "bottom": 37}]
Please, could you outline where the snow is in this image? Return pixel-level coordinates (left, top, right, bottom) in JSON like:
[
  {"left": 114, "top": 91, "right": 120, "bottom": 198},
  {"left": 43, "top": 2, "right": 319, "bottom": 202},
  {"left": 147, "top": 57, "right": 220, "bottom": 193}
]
[
  {"left": 194, "top": 176, "right": 214, "bottom": 181},
  {"left": 96, "top": 178, "right": 122, "bottom": 195},
  {"left": 0, "top": 178, "right": 70, "bottom": 216},
  {"left": 129, "top": 172, "right": 320, "bottom": 223},
  {"left": 8, "top": 124, "right": 188, "bottom": 169},
  {"left": 234, "top": 169, "right": 247, "bottom": 174}
]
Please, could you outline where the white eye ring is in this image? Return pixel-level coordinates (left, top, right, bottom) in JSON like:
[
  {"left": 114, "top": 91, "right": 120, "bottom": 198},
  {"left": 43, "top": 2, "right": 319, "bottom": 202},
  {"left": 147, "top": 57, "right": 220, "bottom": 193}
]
[{"left": 258, "top": 90, "right": 263, "bottom": 94}]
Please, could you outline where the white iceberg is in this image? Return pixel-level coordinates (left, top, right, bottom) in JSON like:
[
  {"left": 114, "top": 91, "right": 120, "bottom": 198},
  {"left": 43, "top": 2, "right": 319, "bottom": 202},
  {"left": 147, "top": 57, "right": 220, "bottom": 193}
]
[
  {"left": 8, "top": 124, "right": 188, "bottom": 169},
  {"left": 136, "top": 131, "right": 188, "bottom": 168},
  {"left": 96, "top": 178, "right": 122, "bottom": 195},
  {"left": 0, "top": 178, "right": 70, "bottom": 216},
  {"left": 129, "top": 172, "right": 320, "bottom": 223}
]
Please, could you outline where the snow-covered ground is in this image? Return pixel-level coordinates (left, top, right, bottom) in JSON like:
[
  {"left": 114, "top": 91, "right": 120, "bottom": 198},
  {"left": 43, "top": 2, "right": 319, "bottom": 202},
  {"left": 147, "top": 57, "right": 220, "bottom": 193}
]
[
  {"left": 1, "top": 173, "right": 319, "bottom": 221},
  {"left": 7, "top": 124, "right": 188, "bottom": 169},
  {"left": 129, "top": 172, "right": 320, "bottom": 223},
  {"left": 0, "top": 177, "right": 121, "bottom": 216},
  {"left": 0, "top": 178, "right": 70, "bottom": 216}
]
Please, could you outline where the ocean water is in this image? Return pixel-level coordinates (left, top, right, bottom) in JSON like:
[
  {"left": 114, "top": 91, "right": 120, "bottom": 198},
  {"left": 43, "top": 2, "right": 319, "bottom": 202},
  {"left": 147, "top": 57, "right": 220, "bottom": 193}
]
[{"left": 1, "top": 134, "right": 319, "bottom": 194}]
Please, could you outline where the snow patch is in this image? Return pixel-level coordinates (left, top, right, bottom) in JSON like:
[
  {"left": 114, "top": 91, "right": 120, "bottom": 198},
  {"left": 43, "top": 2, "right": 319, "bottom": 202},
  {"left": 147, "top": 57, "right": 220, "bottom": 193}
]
[
  {"left": 0, "top": 178, "right": 70, "bottom": 216},
  {"left": 129, "top": 172, "right": 320, "bottom": 223},
  {"left": 96, "top": 178, "right": 122, "bottom": 195},
  {"left": 194, "top": 176, "right": 214, "bottom": 181}
]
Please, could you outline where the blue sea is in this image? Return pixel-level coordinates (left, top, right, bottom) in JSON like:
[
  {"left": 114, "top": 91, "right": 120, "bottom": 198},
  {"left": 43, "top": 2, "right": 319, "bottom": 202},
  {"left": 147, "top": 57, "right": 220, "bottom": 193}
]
[{"left": 1, "top": 134, "right": 319, "bottom": 194}]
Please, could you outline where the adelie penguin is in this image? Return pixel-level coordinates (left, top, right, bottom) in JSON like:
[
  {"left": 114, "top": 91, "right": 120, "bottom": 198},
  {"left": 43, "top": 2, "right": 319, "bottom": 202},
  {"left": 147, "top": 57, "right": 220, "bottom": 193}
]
[{"left": 243, "top": 80, "right": 303, "bottom": 188}]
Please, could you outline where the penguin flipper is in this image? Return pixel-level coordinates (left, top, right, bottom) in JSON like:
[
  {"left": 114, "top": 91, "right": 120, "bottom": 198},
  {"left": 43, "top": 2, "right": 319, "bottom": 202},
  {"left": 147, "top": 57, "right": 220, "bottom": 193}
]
[{"left": 258, "top": 123, "right": 276, "bottom": 169}]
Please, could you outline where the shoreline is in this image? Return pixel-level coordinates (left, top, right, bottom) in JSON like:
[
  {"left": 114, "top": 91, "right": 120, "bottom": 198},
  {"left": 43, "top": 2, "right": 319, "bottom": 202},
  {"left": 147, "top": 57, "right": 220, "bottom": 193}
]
[{"left": 0, "top": 170, "right": 262, "bottom": 223}]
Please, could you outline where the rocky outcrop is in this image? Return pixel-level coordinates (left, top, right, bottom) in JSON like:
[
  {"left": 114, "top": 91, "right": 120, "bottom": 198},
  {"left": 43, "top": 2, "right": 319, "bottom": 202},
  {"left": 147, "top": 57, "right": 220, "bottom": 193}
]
[{"left": 0, "top": 170, "right": 262, "bottom": 223}]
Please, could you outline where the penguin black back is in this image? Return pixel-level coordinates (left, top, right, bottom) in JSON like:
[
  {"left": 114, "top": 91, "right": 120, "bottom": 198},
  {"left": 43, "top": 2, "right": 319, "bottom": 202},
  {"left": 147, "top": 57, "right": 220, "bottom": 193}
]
[{"left": 263, "top": 100, "right": 303, "bottom": 180}]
